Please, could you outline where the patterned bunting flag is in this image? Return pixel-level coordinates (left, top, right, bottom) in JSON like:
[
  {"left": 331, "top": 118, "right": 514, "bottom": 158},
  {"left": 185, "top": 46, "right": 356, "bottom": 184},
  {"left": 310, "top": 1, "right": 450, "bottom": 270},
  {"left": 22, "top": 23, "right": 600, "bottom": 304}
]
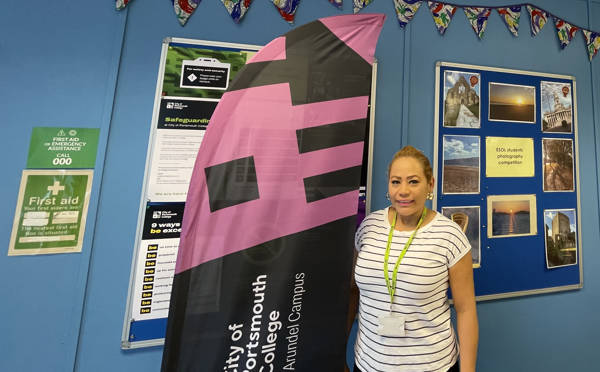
[
  {"left": 272, "top": 0, "right": 301, "bottom": 24},
  {"left": 583, "top": 29, "right": 600, "bottom": 61},
  {"left": 173, "top": 0, "right": 201, "bottom": 26},
  {"left": 116, "top": 0, "right": 130, "bottom": 10},
  {"left": 394, "top": 0, "right": 423, "bottom": 28},
  {"left": 428, "top": 1, "right": 457, "bottom": 35},
  {"left": 328, "top": 0, "right": 343, "bottom": 9},
  {"left": 526, "top": 5, "right": 548, "bottom": 37},
  {"left": 354, "top": 0, "right": 374, "bottom": 14},
  {"left": 220, "top": 0, "right": 252, "bottom": 23},
  {"left": 497, "top": 6, "right": 521, "bottom": 37},
  {"left": 463, "top": 7, "right": 491, "bottom": 39},
  {"left": 554, "top": 17, "right": 579, "bottom": 49}
]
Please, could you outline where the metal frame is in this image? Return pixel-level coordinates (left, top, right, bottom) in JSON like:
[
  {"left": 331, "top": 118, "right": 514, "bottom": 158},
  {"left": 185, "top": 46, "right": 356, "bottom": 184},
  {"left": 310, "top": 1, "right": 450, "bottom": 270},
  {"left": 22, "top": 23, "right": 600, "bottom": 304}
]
[
  {"left": 121, "top": 38, "right": 379, "bottom": 349},
  {"left": 121, "top": 38, "right": 262, "bottom": 349},
  {"left": 433, "top": 61, "right": 583, "bottom": 302}
]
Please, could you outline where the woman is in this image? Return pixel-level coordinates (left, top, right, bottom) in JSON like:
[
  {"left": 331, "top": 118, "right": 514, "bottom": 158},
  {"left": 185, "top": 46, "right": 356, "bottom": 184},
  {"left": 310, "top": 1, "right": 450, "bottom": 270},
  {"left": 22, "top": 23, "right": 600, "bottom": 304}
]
[{"left": 347, "top": 146, "right": 478, "bottom": 372}]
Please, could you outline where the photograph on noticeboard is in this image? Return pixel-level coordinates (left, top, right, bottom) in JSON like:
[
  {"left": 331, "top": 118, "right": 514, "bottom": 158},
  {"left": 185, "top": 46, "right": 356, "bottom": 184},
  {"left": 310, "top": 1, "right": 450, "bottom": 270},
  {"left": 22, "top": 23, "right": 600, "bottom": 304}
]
[
  {"left": 488, "top": 82, "right": 536, "bottom": 123},
  {"left": 542, "top": 138, "right": 574, "bottom": 192},
  {"left": 443, "top": 70, "right": 481, "bottom": 128},
  {"left": 442, "top": 135, "right": 480, "bottom": 194},
  {"left": 544, "top": 209, "right": 578, "bottom": 269},
  {"left": 541, "top": 81, "right": 573, "bottom": 134},
  {"left": 441, "top": 206, "right": 481, "bottom": 268},
  {"left": 487, "top": 194, "right": 537, "bottom": 238}
]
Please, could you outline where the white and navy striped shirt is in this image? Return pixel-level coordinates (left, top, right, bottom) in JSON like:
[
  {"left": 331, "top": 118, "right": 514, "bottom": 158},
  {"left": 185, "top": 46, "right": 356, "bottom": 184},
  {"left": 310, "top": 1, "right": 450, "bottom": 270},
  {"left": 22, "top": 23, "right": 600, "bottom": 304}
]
[{"left": 354, "top": 207, "right": 471, "bottom": 372}]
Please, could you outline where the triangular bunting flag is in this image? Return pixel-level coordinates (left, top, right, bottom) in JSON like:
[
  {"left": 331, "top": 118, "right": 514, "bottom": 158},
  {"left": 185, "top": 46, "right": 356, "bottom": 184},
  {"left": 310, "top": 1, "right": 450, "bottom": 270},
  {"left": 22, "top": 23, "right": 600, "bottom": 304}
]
[
  {"left": 394, "top": 0, "right": 423, "bottom": 28},
  {"left": 464, "top": 7, "right": 491, "bottom": 39},
  {"left": 497, "top": 5, "right": 521, "bottom": 37},
  {"left": 428, "top": 1, "right": 457, "bottom": 35},
  {"left": 526, "top": 5, "right": 548, "bottom": 37},
  {"left": 328, "top": 0, "right": 343, "bottom": 10},
  {"left": 173, "top": 0, "right": 201, "bottom": 26},
  {"left": 583, "top": 29, "right": 600, "bottom": 61},
  {"left": 116, "top": 0, "right": 130, "bottom": 10},
  {"left": 353, "top": 0, "right": 374, "bottom": 14},
  {"left": 115, "top": 0, "right": 129, "bottom": 10},
  {"left": 554, "top": 17, "right": 579, "bottom": 49},
  {"left": 271, "top": 0, "right": 301, "bottom": 24},
  {"left": 221, "top": 0, "right": 253, "bottom": 23}
]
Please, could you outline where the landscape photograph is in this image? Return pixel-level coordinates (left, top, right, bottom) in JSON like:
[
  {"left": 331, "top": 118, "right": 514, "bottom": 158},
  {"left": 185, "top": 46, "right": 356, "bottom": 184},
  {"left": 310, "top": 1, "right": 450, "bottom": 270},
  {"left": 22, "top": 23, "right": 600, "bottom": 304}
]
[
  {"left": 441, "top": 206, "right": 481, "bottom": 268},
  {"left": 542, "top": 138, "right": 574, "bottom": 192},
  {"left": 443, "top": 70, "right": 480, "bottom": 128},
  {"left": 488, "top": 195, "right": 537, "bottom": 238},
  {"left": 489, "top": 82, "right": 535, "bottom": 123},
  {"left": 442, "top": 135, "right": 480, "bottom": 194},
  {"left": 544, "top": 209, "right": 577, "bottom": 268},
  {"left": 541, "top": 81, "right": 573, "bottom": 133}
]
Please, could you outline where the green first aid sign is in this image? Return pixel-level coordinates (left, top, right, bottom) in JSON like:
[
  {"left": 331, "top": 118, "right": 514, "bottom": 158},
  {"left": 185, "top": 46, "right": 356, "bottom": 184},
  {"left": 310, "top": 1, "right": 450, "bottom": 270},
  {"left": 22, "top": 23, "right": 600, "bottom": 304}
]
[
  {"left": 27, "top": 127, "right": 100, "bottom": 169},
  {"left": 8, "top": 170, "right": 93, "bottom": 255}
]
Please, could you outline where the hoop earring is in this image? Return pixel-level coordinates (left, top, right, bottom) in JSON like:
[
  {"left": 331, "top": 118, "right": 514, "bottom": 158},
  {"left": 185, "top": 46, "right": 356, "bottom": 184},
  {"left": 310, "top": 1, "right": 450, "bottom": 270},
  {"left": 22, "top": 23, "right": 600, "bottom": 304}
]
[
  {"left": 427, "top": 192, "right": 434, "bottom": 200},
  {"left": 386, "top": 192, "right": 390, "bottom": 201}
]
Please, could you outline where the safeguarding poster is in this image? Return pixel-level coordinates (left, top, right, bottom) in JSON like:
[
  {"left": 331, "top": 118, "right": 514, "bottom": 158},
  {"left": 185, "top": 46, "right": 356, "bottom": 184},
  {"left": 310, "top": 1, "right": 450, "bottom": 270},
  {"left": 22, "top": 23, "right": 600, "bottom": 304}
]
[
  {"left": 8, "top": 170, "right": 93, "bottom": 255},
  {"left": 123, "top": 39, "right": 263, "bottom": 347}
]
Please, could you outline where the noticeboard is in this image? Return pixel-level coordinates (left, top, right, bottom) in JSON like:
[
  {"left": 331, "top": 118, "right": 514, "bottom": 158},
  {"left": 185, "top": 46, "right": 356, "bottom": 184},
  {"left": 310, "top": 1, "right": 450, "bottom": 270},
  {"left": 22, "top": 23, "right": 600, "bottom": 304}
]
[{"left": 433, "top": 61, "right": 582, "bottom": 301}]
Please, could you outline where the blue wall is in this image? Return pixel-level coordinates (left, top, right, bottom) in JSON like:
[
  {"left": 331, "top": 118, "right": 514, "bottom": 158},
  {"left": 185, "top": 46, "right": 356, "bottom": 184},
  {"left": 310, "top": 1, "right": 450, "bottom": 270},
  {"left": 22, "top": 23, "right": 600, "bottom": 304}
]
[{"left": 1, "top": 1, "right": 598, "bottom": 371}]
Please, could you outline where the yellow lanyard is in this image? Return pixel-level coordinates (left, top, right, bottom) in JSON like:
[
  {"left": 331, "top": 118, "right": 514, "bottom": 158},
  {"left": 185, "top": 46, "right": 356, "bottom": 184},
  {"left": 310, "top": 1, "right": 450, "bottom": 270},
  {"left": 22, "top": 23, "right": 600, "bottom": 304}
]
[{"left": 384, "top": 208, "right": 427, "bottom": 312}]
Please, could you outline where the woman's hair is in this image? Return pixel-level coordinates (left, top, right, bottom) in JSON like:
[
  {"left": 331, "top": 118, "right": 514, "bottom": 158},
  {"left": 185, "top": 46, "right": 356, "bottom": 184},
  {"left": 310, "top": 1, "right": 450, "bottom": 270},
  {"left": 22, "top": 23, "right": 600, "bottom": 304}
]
[{"left": 387, "top": 145, "right": 433, "bottom": 182}]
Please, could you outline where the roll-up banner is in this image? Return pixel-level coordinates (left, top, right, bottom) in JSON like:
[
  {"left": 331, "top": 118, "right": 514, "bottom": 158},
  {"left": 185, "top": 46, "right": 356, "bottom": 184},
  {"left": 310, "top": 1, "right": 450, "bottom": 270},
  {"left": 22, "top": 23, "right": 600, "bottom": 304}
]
[{"left": 161, "top": 14, "right": 384, "bottom": 371}]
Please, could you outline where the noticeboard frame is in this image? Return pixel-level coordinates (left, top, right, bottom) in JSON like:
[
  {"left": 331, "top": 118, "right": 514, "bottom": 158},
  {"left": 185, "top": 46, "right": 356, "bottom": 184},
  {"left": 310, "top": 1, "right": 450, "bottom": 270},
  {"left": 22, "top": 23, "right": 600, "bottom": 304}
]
[{"left": 433, "top": 61, "right": 583, "bottom": 302}]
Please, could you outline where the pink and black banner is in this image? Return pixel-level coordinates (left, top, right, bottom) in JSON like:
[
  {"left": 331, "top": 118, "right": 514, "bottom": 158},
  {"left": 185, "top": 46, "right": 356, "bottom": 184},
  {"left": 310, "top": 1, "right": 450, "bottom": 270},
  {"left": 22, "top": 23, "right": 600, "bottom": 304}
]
[{"left": 162, "top": 14, "right": 384, "bottom": 371}]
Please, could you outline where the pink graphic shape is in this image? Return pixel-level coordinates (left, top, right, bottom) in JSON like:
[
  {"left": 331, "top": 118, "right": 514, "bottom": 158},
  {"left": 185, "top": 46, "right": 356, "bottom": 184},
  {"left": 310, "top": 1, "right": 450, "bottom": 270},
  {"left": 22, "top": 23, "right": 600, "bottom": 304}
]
[
  {"left": 320, "top": 13, "right": 385, "bottom": 65},
  {"left": 176, "top": 84, "right": 369, "bottom": 273},
  {"left": 247, "top": 37, "right": 287, "bottom": 63}
]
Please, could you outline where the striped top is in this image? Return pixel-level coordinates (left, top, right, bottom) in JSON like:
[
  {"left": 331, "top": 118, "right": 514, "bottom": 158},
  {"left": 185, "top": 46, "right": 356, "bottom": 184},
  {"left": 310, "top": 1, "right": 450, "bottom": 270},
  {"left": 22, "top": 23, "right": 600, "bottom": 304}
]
[{"left": 354, "top": 207, "right": 471, "bottom": 372}]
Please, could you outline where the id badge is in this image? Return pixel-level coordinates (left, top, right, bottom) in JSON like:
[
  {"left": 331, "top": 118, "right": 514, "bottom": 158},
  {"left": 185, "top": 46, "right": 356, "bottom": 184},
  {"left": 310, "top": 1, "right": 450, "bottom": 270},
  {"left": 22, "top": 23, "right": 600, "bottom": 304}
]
[{"left": 377, "top": 314, "right": 405, "bottom": 337}]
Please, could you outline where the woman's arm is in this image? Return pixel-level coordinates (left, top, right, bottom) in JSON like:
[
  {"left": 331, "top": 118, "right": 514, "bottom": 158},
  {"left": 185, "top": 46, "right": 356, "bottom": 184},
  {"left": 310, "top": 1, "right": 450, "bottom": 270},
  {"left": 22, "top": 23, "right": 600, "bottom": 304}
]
[{"left": 449, "top": 253, "right": 478, "bottom": 372}]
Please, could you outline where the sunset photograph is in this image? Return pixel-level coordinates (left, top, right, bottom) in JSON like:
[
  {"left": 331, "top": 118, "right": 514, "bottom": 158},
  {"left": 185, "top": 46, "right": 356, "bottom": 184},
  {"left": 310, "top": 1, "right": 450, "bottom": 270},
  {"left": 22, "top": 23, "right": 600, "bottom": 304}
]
[
  {"left": 487, "top": 195, "right": 537, "bottom": 238},
  {"left": 489, "top": 82, "right": 536, "bottom": 123}
]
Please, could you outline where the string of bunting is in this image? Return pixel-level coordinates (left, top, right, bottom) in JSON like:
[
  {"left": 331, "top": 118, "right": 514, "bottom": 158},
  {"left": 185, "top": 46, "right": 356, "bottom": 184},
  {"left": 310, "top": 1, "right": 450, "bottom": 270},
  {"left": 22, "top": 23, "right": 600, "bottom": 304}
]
[{"left": 115, "top": 0, "right": 600, "bottom": 61}]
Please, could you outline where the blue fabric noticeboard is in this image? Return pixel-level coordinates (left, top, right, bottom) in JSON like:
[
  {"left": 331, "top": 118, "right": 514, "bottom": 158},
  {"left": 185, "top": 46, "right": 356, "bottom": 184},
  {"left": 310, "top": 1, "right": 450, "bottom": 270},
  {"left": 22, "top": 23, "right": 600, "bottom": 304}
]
[{"left": 433, "top": 62, "right": 582, "bottom": 301}]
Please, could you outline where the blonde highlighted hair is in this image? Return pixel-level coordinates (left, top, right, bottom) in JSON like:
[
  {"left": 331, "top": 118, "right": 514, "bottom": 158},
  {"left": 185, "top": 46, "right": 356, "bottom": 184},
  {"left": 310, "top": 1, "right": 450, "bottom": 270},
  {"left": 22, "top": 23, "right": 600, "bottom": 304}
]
[{"left": 387, "top": 145, "right": 433, "bottom": 182}]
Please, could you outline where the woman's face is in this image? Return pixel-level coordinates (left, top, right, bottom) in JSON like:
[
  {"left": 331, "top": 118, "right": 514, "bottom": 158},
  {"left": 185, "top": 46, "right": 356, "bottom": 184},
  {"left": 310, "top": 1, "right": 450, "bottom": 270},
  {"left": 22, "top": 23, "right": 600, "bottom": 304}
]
[{"left": 388, "top": 156, "right": 434, "bottom": 219}]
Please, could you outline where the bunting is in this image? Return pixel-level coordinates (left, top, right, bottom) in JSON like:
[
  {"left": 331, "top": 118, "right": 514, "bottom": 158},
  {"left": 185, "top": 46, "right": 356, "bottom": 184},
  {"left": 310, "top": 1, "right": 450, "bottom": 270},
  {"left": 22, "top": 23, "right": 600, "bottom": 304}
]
[
  {"left": 114, "top": 1, "right": 600, "bottom": 62},
  {"left": 116, "top": 0, "right": 129, "bottom": 10},
  {"left": 354, "top": 0, "right": 374, "bottom": 14},
  {"left": 554, "top": 17, "right": 579, "bottom": 49},
  {"left": 329, "top": 0, "right": 343, "bottom": 10},
  {"left": 220, "top": 0, "right": 253, "bottom": 23},
  {"left": 172, "top": 0, "right": 201, "bottom": 26},
  {"left": 271, "top": 0, "right": 301, "bottom": 24},
  {"left": 527, "top": 4, "right": 548, "bottom": 37},
  {"left": 394, "top": 0, "right": 423, "bottom": 28},
  {"left": 497, "top": 6, "right": 521, "bottom": 37},
  {"left": 583, "top": 30, "right": 600, "bottom": 61},
  {"left": 428, "top": 1, "right": 457, "bottom": 35},
  {"left": 463, "top": 7, "right": 492, "bottom": 39}
]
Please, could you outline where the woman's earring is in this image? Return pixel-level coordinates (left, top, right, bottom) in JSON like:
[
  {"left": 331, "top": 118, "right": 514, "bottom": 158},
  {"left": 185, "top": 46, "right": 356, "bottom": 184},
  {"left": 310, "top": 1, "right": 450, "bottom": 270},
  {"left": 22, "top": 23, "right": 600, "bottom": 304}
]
[
  {"left": 427, "top": 192, "right": 434, "bottom": 200},
  {"left": 386, "top": 192, "right": 390, "bottom": 201}
]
